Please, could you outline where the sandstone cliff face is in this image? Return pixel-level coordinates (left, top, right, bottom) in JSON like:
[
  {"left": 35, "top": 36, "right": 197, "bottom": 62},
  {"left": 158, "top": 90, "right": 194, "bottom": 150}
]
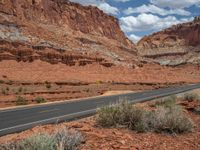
[
  {"left": 137, "top": 17, "right": 200, "bottom": 66},
  {"left": 0, "top": 0, "right": 137, "bottom": 67}
]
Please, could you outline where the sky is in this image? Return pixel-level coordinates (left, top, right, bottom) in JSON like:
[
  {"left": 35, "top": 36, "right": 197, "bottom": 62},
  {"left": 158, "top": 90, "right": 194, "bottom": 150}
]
[{"left": 70, "top": 0, "right": 200, "bottom": 43}]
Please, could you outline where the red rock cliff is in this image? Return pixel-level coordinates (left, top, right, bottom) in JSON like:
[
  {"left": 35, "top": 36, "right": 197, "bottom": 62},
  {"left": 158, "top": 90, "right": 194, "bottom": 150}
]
[
  {"left": 136, "top": 17, "right": 200, "bottom": 66},
  {"left": 0, "top": 0, "right": 137, "bottom": 67},
  {"left": 137, "top": 16, "right": 200, "bottom": 49}
]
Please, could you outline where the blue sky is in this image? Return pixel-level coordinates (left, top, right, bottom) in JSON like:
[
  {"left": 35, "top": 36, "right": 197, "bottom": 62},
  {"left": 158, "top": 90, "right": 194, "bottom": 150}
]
[{"left": 70, "top": 0, "right": 200, "bottom": 43}]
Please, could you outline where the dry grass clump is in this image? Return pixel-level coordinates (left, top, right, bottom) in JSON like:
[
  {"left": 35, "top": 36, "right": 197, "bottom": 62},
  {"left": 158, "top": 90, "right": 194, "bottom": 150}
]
[
  {"left": 0, "top": 128, "right": 84, "bottom": 150},
  {"left": 97, "top": 100, "right": 194, "bottom": 134},
  {"left": 182, "top": 93, "right": 200, "bottom": 101}
]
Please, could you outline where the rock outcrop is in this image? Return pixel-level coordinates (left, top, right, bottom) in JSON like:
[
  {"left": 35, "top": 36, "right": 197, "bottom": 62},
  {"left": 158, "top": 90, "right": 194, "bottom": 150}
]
[
  {"left": 137, "top": 17, "right": 200, "bottom": 66},
  {"left": 0, "top": 0, "right": 137, "bottom": 67}
]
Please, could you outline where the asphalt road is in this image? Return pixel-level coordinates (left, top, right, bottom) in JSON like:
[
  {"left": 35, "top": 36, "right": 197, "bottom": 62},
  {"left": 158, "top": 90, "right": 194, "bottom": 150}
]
[{"left": 0, "top": 84, "right": 200, "bottom": 136}]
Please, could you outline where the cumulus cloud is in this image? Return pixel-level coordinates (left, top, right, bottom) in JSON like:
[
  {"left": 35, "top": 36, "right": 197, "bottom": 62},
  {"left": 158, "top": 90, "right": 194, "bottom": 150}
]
[
  {"left": 98, "top": 3, "right": 119, "bottom": 15},
  {"left": 150, "top": 0, "right": 200, "bottom": 9},
  {"left": 123, "top": 4, "right": 191, "bottom": 16},
  {"left": 113, "top": 0, "right": 130, "bottom": 2},
  {"left": 128, "top": 34, "right": 141, "bottom": 43},
  {"left": 70, "top": 0, "right": 119, "bottom": 15},
  {"left": 120, "top": 13, "right": 191, "bottom": 33}
]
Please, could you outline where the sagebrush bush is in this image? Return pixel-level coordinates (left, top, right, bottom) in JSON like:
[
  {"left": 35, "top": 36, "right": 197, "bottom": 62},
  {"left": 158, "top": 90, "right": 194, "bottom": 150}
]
[
  {"left": 97, "top": 100, "right": 194, "bottom": 134},
  {"left": 0, "top": 128, "right": 84, "bottom": 150},
  {"left": 54, "top": 128, "right": 84, "bottom": 150},
  {"left": 35, "top": 97, "right": 47, "bottom": 103},
  {"left": 97, "top": 104, "right": 121, "bottom": 127},
  {"left": 16, "top": 96, "right": 27, "bottom": 105},
  {"left": 150, "top": 106, "right": 194, "bottom": 133},
  {"left": 21, "top": 133, "right": 56, "bottom": 150},
  {"left": 0, "top": 142, "right": 21, "bottom": 150},
  {"left": 183, "top": 93, "right": 200, "bottom": 101},
  {"left": 153, "top": 96, "right": 177, "bottom": 108}
]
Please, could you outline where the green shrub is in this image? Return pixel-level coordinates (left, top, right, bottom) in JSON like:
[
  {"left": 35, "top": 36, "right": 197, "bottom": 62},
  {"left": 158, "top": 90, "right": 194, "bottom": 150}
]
[
  {"left": 183, "top": 93, "right": 200, "bottom": 101},
  {"left": 97, "top": 100, "right": 194, "bottom": 134},
  {"left": 153, "top": 96, "right": 177, "bottom": 108},
  {"left": 150, "top": 106, "right": 194, "bottom": 134},
  {"left": 16, "top": 96, "right": 27, "bottom": 105},
  {"left": 0, "top": 80, "right": 4, "bottom": 84},
  {"left": 21, "top": 133, "right": 56, "bottom": 150},
  {"left": 97, "top": 104, "right": 121, "bottom": 127},
  {"left": 34, "top": 97, "right": 47, "bottom": 104}
]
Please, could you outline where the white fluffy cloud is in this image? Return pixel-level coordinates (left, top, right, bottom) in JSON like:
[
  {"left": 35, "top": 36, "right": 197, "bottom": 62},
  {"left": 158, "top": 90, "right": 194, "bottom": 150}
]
[
  {"left": 98, "top": 3, "right": 119, "bottom": 15},
  {"left": 113, "top": 0, "right": 130, "bottom": 2},
  {"left": 151, "top": 0, "right": 200, "bottom": 9},
  {"left": 128, "top": 34, "right": 141, "bottom": 43},
  {"left": 120, "top": 13, "right": 191, "bottom": 33},
  {"left": 70, "top": 0, "right": 119, "bottom": 15},
  {"left": 123, "top": 4, "right": 191, "bottom": 16}
]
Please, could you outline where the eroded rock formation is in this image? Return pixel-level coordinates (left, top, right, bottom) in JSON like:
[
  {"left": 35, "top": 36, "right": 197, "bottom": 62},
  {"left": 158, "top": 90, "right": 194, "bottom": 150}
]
[
  {"left": 137, "top": 17, "right": 200, "bottom": 66},
  {"left": 0, "top": 0, "right": 137, "bottom": 67}
]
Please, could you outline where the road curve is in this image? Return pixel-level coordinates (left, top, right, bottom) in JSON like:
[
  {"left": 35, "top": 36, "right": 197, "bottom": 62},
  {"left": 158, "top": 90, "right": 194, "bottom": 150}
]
[{"left": 0, "top": 84, "right": 200, "bottom": 136}]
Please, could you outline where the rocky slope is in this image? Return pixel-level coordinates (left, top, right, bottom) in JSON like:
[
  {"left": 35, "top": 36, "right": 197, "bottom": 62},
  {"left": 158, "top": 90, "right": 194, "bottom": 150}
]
[
  {"left": 137, "top": 16, "right": 200, "bottom": 66},
  {"left": 0, "top": 0, "right": 137, "bottom": 67}
]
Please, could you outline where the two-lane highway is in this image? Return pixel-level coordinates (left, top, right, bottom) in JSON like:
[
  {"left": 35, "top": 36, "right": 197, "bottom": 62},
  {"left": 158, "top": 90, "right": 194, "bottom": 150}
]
[{"left": 0, "top": 84, "right": 200, "bottom": 136}]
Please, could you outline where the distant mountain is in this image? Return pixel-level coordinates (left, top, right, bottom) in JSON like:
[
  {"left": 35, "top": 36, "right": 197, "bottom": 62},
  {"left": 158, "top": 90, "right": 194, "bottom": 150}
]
[{"left": 137, "top": 16, "right": 200, "bottom": 66}]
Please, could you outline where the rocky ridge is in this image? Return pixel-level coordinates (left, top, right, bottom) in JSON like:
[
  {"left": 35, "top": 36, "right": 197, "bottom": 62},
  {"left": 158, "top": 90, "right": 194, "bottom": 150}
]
[
  {"left": 0, "top": 0, "right": 137, "bottom": 67},
  {"left": 137, "top": 16, "right": 200, "bottom": 66}
]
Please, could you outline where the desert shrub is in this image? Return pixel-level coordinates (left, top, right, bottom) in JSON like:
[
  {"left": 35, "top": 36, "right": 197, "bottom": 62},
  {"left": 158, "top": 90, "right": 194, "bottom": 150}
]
[
  {"left": 16, "top": 96, "right": 27, "bottom": 105},
  {"left": 0, "top": 129, "right": 84, "bottom": 150},
  {"left": 35, "top": 97, "right": 47, "bottom": 103},
  {"left": 97, "top": 100, "right": 194, "bottom": 134},
  {"left": 193, "top": 107, "right": 200, "bottom": 115},
  {"left": 97, "top": 104, "right": 121, "bottom": 127},
  {"left": 18, "top": 87, "right": 23, "bottom": 93},
  {"left": 6, "top": 87, "right": 9, "bottom": 91},
  {"left": 45, "top": 81, "right": 52, "bottom": 89},
  {"left": 54, "top": 128, "right": 84, "bottom": 150},
  {"left": 1, "top": 88, "right": 8, "bottom": 95},
  {"left": 0, "top": 80, "right": 4, "bottom": 84},
  {"left": 150, "top": 106, "right": 194, "bottom": 134},
  {"left": 7, "top": 80, "right": 13, "bottom": 85},
  {"left": 21, "top": 133, "right": 56, "bottom": 150},
  {"left": 96, "top": 80, "right": 103, "bottom": 85},
  {"left": 153, "top": 96, "right": 177, "bottom": 108},
  {"left": 128, "top": 107, "right": 149, "bottom": 132},
  {"left": 0, "top": 142, "right": 21, "bottom": 150},
  {"left": 183, "top": 93, "right": 200, "bottom": 101}
]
